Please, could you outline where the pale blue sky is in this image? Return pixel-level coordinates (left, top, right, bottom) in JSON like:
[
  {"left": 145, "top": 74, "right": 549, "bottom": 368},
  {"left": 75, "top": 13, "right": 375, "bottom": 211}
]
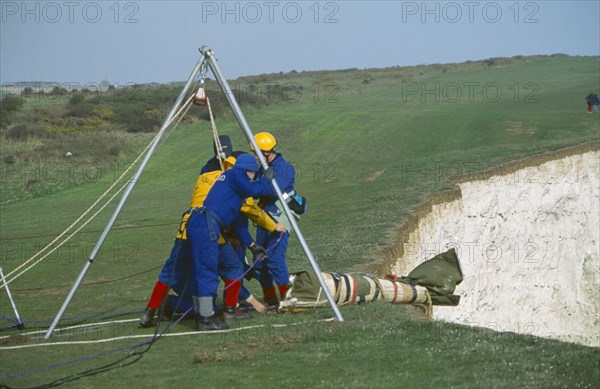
[{"left": 1, "top": 1, "right": 599, "bottom": 84}]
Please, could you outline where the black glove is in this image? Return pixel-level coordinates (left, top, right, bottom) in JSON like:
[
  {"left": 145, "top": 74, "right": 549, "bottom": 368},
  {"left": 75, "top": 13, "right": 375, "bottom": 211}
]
[
  {"left": 263, "top": 167, "right": 275, "bottom": 180},
  {"left": 249, "top": 242, "right": 267, "bottom": 261}
]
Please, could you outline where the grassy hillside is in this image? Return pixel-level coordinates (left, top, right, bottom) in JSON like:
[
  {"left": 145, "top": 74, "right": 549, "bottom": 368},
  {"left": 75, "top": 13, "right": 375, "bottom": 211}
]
[{"left": 0, "top": 55, "right": 599, "bottom": 387}]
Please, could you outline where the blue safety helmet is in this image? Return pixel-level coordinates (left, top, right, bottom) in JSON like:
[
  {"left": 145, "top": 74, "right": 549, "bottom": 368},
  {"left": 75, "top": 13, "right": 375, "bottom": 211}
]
[{"left": 233, "top": 153, "right": 259, "bottom": 173}]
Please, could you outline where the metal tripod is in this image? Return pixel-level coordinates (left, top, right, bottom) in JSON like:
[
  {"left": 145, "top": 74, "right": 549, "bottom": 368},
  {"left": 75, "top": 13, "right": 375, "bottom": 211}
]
[{"left": 44, "top": 46, "right": 342, "bottom": 339}]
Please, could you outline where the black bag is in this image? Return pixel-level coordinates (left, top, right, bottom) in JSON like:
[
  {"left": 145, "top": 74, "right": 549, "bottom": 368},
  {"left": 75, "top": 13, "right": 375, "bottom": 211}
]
[{"left": 288, "top": 195, "right": 307, "bottom": 215}]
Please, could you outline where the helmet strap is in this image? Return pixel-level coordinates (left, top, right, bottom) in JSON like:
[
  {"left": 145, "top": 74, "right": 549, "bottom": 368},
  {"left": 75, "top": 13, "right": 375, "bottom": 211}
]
[{"left": 262, "top": 150, "right": 274, "bottom": 163}]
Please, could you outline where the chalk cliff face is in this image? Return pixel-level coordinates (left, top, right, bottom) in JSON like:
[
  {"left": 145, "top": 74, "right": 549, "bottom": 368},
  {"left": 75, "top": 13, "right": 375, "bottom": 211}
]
[{"left": 392, "top": 149, "right": 599, "bottom": 347}]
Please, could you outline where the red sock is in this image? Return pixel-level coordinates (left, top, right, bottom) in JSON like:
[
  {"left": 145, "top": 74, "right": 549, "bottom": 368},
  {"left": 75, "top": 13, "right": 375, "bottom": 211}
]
[
  {"left": 224, "top": 279, "right": 241, "bottom": 307},
  {"left": 263, "top": 285, "right": 277, "bottom": 302},
  {"left": 278, "top": 284, "right": 288, "bottom": 300},
  {"left": 147, "top": 281, "right": 169, "bottom": 310}
]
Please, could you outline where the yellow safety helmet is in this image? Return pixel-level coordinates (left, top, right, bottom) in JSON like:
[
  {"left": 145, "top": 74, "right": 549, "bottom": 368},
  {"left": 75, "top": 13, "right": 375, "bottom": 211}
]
[{"left": 250, "top": 132, "right": 277, "bottom": 152}]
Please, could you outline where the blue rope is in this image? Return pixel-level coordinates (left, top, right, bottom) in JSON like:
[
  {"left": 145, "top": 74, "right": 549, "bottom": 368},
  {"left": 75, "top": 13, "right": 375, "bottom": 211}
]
[
  {"left": 0, "top": 308, "right": 193, "bottom": 383},
  {"left": 219, "top": 231, "right": 284, "bottom": 291},
  {"left": 0, "top": 233, "right": 286, "bottom": 384},
  {"left": 0, "top": 310, "right": 143, "bottom": 332}
]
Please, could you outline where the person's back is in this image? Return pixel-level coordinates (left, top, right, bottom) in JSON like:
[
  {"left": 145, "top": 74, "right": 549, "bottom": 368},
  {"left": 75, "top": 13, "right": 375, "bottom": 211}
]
[
  {"left": 203, "top": 167, "right": 272, "bottom": 227},
  {"left": 586, "top": 92, "right": 595, "bottom": 102}
]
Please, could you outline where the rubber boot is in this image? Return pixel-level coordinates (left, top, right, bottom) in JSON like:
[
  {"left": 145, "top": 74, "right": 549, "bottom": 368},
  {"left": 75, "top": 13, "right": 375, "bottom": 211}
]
[
  {"left": 222, "top": 305, "right": 253, "bottom": 323},
  {"left": 139, "top": 308, "right": 156, "bottom": 328},
  {"left": 262, "top": 285, "right": 279, "bottom": 308},
  {"left": 157, "top": 297, "right": 174, "bottom": 321},
  {"left": 278, "top": 284, "right": 289, "bottom": 301},
  {"left": 196, "top": 314, "right": 230, "bottom": 331}
]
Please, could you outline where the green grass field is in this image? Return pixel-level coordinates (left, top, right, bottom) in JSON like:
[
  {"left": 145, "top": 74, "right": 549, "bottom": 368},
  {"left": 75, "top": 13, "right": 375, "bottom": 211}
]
[{"left": 1, "top": 55, "right": 599, "bottom": 387}]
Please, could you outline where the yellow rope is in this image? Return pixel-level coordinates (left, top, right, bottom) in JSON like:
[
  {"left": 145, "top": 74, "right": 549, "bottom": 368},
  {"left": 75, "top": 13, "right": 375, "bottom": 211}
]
[
  {"left": 1, "top": 94, "right": 194, "bottom": 288},
  {"left": 0, "top": 318, "right": 336, "bottom": 350},
  {"left": 206, "top": 95, "right": 224, "bottom": 170}
]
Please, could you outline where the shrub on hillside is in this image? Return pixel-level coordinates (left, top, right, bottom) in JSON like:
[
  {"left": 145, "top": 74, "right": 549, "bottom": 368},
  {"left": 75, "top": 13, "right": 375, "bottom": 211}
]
[
  {"left": 5, "top": 123, "right": 48, "bottom": 140},
  {"left": 21, "top": 87, "right": 34, "bottom": 97},
  {"left": 1, "top": 95, "right": 24, "bottom": 112},
  {"left": 111, "top": 104, "right": 161, "bottom": 133},
  {"left": 69, "top": 92, "right": 86, "bottom": 105},
  {"left": 34, "top": 131, "right": 123, "bottom": 161},
  {"left": 48, "top": 86, "right": 68, "bottom": 97},
  {"left": 125, "top": 116, "right": 161, "bottom": 133},
  {"left": 65, "top": 102, "right": 95, "bottom": 118},
  {"left": 0, "top": 95, "right": 25, "bottom": 128}
]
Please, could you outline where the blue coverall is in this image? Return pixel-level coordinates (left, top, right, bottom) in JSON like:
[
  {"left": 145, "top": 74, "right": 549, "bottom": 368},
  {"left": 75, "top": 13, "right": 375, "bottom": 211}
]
[
  {"left": 186, "top": 168, "right": 273, "bottom": 299},
  {"left": 254, "top": 152, "right": 296, "bottom": 288}
]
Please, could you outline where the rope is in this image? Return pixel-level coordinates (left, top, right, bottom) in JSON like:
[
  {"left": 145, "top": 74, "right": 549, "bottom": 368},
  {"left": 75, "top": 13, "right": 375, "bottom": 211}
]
[
  {"left": 166, "top": 94, "right": 194, "bottom": 141},
  {"left": 0, "top": 318, "right": 334, "bottom": 352},
  {"left": 415, "top": 291, "right": 433, "bottom": 320},
  {"left": 0, "top": 318, "right": 139, "bottom": 340},
  {"left": 0, "top": 84, "right": 267, "bottom": 386},
  {"left": 314, "top": 288, "right": 324, "bottom": 308},
  {"left": 0, "top": 222, "right": 178, "bottom": 241},
  {"left": 0, "top": 147, "right": 285, "bottom": 384},
  {"left": 4, "top": 176, "right": 130, "bottom": 287},
  {"left": 206, "top": 95, "right": 224, "bottom": 170},
  {"left": 1, "top": 310, "right": 140, "bottom": 327},
  {"left": 1, "top": 144, "right": 150, "bottom": 286},
  {"left": 1, "top": 94, "right": 195, "bottom": 289},
  {"left": 0, "top": 308, "right": 193, "bottom": 382},
  {"left": 9, "top": 264, "right": 162, "bottom": 292},
  {"left": 0, "top": 234, "right": 291, "bottom": 386}
]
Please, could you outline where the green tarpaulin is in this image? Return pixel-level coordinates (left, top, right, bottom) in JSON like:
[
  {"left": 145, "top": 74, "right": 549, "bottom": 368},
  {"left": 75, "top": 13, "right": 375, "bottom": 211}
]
[{"left": 401, "top": 248, "right": 463, "bottom": 306}]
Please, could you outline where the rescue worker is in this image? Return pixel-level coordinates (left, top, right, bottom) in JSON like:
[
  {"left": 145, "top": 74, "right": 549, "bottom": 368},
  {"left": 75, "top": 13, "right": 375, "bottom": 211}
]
[
  {"left": 586, "top": 92, "right": 595, "bottom": 113},
  {"left": 139, "top": 147, "right": 282, "bottom": 328},
  {"left": 251, "top": 132, "right": 296, "bottom": 307},
  {"left": 166, "top": 208, "right": 279, "bottom": 322},
  {"left": 187, "top": 153, "right": 276, "bottom": 330}
]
